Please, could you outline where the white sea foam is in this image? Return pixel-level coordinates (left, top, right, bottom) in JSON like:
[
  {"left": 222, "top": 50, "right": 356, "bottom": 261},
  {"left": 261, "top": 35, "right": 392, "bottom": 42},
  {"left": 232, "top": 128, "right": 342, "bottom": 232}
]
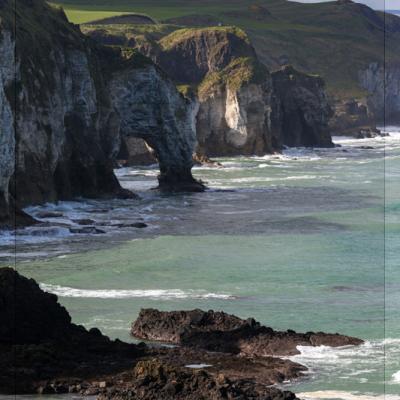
[
  {"left": 209, "top": 175, "right": 323, "bottom": 185},
  {"left": 298, "top": 390, "right": 400, "bottom": 400},
  {"left": 39, "top": 283, "right": 236, "bottom": 300},
  {"left": 391, "top": 370, "right": 400, "bottom": 383},
  {"left": 185, "top": 364, "right": 212, "bottom": 369},
  {"left": 287, "top": 339, "right": 400, "bottom": 395}
]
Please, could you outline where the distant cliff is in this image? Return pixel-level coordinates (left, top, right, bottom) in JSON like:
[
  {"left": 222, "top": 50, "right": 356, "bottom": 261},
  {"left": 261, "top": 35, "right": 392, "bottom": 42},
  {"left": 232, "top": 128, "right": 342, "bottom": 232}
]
[
  {"left": 0, "top": 0, "right": 202, "bottom": 228},
  {"left": 359, "top": 63, "right": 400, "bottom": 123}
]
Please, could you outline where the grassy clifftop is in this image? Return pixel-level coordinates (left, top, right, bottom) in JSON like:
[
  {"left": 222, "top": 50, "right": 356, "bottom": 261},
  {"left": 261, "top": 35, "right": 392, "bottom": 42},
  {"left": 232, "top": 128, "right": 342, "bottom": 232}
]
[
  {"left": 53, "top": 0, "right": 400, "bottom": 99},
  {"left": 83, "top": 22, "right": 266, "bottom": 94}
]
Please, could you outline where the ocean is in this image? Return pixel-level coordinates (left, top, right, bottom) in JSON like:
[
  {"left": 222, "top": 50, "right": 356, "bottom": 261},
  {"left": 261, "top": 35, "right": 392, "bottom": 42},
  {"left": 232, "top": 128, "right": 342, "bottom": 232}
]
[{"left": 1, "top": 128, "right": 399, "bottom": 400}]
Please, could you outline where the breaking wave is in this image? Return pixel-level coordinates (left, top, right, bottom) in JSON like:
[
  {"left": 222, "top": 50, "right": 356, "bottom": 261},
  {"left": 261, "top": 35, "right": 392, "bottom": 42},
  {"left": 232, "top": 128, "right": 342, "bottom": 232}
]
[{"left": 40, "top": 283, "right": 236, "bottom": 300}]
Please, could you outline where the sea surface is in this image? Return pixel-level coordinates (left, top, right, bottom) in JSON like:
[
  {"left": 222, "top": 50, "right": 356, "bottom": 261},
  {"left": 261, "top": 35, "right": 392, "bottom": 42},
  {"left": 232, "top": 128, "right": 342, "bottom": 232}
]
[{"left": 1, "top": 128, "right": 399, "bottom": 400}]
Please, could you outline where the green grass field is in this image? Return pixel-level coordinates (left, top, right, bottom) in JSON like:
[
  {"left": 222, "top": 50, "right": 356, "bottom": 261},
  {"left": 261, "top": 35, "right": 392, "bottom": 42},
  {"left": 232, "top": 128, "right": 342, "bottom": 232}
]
[{"left": 53, "top": 0, "right": 400, "bottom": 98}]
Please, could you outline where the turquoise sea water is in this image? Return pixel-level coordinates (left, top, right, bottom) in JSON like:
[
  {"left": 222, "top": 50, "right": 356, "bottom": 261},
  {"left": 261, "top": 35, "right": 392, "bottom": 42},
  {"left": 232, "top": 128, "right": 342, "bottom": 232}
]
[{"left": 1, "top": 129, "right": 399, "bottom": 400}]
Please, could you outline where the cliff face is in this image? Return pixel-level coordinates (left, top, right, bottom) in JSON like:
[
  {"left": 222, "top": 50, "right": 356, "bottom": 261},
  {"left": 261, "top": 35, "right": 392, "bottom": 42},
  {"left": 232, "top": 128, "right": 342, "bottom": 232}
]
[
  {"left": 359, "top": 63, "right": 400, "bottom": 123},
  {"left": 154, "top": 27, "right": 257, "bottom": 84},
  {"left": 196, "top": 83, "right": 273, "bottom": 156},
  {"left": 109, "top": 62, "right": 203, "bottom": 191},
  {"left": 271, "top": 66, "right": 333, "bottom": 148},
  {"left": 0, "top": 29, "right": 15, "bottom": 224},
  {"left": 147, "top": 28, "right": 277, "bottom": 157},
  {"left": 86, "top": 26, "right": 333, "bottom": 159},
  {"left": 0, "top": 0, "right": 202, "bottom": 227},
  {"left": 0, "top": 2, "right": 127, "bottom": 227}
]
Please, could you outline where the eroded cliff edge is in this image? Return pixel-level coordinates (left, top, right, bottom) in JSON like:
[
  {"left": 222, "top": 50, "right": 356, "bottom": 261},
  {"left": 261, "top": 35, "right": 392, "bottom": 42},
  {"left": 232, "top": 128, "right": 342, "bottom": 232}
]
[{"left": 0, "top": 0, "right": 203, "bottom": 227}]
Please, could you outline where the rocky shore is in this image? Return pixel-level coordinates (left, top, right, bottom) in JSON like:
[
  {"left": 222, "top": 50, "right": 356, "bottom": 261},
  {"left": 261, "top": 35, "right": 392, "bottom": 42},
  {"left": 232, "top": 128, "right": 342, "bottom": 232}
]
[{"left": 1, "top": 268, "right": 364, "bottom": 399}]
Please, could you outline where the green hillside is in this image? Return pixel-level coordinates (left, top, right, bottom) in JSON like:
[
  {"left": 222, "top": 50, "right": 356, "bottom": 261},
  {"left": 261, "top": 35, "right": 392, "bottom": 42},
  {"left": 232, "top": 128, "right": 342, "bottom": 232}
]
[{"left": 53, "top": 0, "right": 400, "bottom": 98}]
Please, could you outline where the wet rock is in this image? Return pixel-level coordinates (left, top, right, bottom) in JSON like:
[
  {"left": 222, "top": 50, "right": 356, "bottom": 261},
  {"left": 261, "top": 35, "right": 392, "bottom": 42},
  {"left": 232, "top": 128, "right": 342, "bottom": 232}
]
[
  {"left": 356, "top": 128, "right": 379, "bottom": 138},
  {"left": 329, "top": 99, "right": 376, "bottom": 136},
  {"left": 73, "top": 218, "right": 96, "bottom": 225},
  {"left": 116, "top": 222, "right": 148, "bottom": 229},
  {"left": 69, "top": 227, "right": 106, "bottom": 234},
  {"left": 36, "top": 211, "right": 64, "bottom": 219},
  {"left": 132, "top": 308, "right": 363, "bottom": 356}
]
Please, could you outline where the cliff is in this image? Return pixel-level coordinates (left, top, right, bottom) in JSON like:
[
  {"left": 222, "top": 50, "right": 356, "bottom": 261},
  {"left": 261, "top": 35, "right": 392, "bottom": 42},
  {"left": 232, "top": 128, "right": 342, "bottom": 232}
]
[
  {"left": 359, "top": 63, "right": 400, "bottom": 123},
  {"left": 0, "top": 0, "right": 202, "bottom": 227},
  {"left": 85, "top": 25, "right": 334, "bottom": 160},
  {"left": 66, "top": 0, "right": 400, "bottom": 127},
  {"left": 271, "top": 66, "right": 333, "bottom": 148}
]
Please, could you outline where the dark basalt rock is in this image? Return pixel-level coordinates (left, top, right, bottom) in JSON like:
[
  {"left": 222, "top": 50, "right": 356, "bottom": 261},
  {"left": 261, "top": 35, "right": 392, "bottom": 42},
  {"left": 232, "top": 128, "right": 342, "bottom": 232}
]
[
  {"left": 114, "top": 222, "right": 148, "bottom": 229},
  {"left": 69, "top": 226, "right": 106, "bottom": 234},
  {"left": 0, "top": 195, "right": 36, "bottom": 229},
  {"left": 0, "top": 268, "right": 303, "bottom": 399},
  {"left": 157, "top": 168, "right": 206, "bottom": 193},
  {"left": 72, "top": 218, "right": 96, "bottom": 225},
  {"left": 132, "top": 308, "right": 363, "bottom": 357},
  {"left": 271, "top": 65, "right": 334, "bottom": 148},
  {"left": 36, "top": 211, "right": 64, "bottom": 219},
  {"left": 94, "top": 359, "right": 299, "bottom": 400},
  {"left": 0, "top": 267, "right": 144, "bottom": 394}
]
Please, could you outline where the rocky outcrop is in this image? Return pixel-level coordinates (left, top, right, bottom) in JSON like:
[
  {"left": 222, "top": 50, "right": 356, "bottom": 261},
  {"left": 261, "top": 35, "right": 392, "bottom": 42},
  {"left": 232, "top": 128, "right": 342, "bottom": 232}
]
[
  {"left": 95, "top": 358, "right": 299, "bottom": 400},
  {"left": 140, "top": 27, "right": 277, "bottom": 156},
  {"left": 0, "top": 267, "right": 144, "bottom": 394},
  {"left": 329, "top": 98, "right": 375, "bottom": 135},
  {"left": 1, "top": 269, "right": 364, "bottom": 399},
  {"left": 153, "top": 27, "right": 257, "bottom": 84},
  {"left": 359, "top": 62, "right": 400, "bottom": 123},
  {"left": 271, "top": 66, "right": 333, "bottom": 148},
  {"left": 196, "top": 58, "right": 276, "bottom": 156},
  {"left": 0, "top": 268, "right": 302, "bottom": 399},
  {"left": 0, "top": 0, "right": 203, "bottom": 225},
  {"left": 109, "top": 59, "right": 204, "bottom": 191},
  {"left": 132, "top": 308, "right": 363, "bottom": 357}
]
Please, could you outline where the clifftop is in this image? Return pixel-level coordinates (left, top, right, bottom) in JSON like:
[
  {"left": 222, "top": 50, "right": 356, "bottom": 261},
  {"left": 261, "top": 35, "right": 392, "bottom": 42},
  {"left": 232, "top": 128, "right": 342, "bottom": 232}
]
[
  {"left": 156, "top": 26, "right": 256, "bottom": 85},
  {"left": 64, "top": 0, "right": 400, "bottom": 99}
]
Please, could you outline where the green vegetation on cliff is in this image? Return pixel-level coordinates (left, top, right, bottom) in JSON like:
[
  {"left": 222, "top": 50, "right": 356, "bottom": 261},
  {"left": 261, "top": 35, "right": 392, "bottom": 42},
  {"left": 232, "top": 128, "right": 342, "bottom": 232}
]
[
  {"left": 53, "top": 0, "right": 400, "bottom": 99},
  {"left": 159, "top": 26, "right": 249, "bottom": 50},
  {"left": 198, "top": 56, "right": 268, "bottom": 97}
]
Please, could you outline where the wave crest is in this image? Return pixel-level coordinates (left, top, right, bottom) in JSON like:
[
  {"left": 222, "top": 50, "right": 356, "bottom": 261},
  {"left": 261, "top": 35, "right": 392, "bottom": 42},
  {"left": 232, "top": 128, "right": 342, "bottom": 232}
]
[{"left": 39, "top": 283, "right": 236, "bottom": 300}]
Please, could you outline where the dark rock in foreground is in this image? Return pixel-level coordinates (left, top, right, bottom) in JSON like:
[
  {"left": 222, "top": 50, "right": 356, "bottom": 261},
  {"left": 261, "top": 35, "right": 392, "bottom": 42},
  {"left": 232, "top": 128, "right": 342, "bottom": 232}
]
[
  {"left": 0, "top": 268, "right": 362, "bottom": 399},
  {"left": 0, "top": 267, "right": 143, "bottom": 394},
  {"left": 0, "top": 268, "right": 301, "bottom": 399},
  {"left": 95, "top": 358, "right": 299, "bottom": 400},
  {"left": 132, "top": 308, "right": 363, "bottom": 356}
]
